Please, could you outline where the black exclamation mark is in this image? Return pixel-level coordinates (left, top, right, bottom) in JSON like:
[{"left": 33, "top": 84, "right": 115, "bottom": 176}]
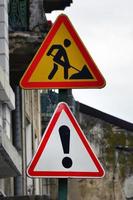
[{"left": 59, "top": 125, "right": 73, "bottom": 168}]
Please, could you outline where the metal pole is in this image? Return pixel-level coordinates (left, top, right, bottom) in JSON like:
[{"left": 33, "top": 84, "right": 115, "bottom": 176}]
[
  {"left": 58, "top": 178, "right": 68, "bottom": 200},
  {"left": 58, "top": 89, "right": 74, "bottom": 200}
]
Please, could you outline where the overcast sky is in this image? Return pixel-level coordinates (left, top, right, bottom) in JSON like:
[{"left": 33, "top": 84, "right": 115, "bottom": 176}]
[{"left": 47, "top": 0, "right": 133, "bottom": 123}]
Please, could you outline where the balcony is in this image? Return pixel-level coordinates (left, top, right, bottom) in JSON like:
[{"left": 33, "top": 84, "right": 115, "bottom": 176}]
[{"left": 43, "top": 0, "right": 73, "bottom": 13}]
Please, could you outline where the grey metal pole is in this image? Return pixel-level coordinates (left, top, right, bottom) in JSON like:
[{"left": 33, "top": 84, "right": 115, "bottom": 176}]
[{"left": 58, "top": 89, "right": 74, "bottom": 200}]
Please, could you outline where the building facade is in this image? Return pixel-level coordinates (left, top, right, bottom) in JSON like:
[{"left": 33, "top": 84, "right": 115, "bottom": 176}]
[
  {"left": 0, "top": 0, "right": 73, "bottom": 198},
  {"left": 0, "top": 0, "right": 21, "bottom": 196}
]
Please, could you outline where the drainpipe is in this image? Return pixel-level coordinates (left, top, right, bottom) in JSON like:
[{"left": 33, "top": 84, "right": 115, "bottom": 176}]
[
  {"left": 13, "top": 86, "right": 22, "bottom": 195},
  {"left": 21, "top": 89, "right": 27, "bottom": 195},
  {"left": 31, "top": 90, "right": 35, "bottom": 195}
]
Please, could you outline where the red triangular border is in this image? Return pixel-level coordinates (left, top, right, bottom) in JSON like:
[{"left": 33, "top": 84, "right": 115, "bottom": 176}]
[
  {"left": 20, "top": 14, "right": 106, "bottom": 89},
  {"left": 27, "top": 102, "right": 105, "bottom": 178}
]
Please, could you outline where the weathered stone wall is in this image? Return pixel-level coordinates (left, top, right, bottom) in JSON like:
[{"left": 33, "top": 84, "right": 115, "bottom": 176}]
[
  {"left": 29, "top": 0, "right": 47, "bottom": 31},
  {"left": 69, "top": 111, "right": 133, "bottom": 200}
]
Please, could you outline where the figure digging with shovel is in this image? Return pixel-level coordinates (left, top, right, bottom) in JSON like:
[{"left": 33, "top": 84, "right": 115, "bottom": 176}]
[{"left": 47, "top": 38, "right": 93, "bottom": 80}]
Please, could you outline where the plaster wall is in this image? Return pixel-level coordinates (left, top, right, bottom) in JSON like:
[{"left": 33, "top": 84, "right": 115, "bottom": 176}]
[{"left": 69, "top": 111, "right": 133, "bottom": 200}]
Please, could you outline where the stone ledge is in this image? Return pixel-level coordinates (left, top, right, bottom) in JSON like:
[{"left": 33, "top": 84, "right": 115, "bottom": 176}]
[
  {"left": 0, "top": 195, "right": 50, "bottom": 200},
  {"left": 0, "top": 0, "right": 8, "bottom": 10},
  {"left": 0, "top": 130, "right": 22, "bottom": 178},
  {"left": 9, "top": 32, "right": 46, "bottom": 54},
  {"left": 0, "top": 22, "right": 8, "bottom": 40},
  {"left": 0, "top": 6, "right": 8, "bottom": 25},
  {"left": 0, "top": 67, "right": 15, "bottom": 110}
]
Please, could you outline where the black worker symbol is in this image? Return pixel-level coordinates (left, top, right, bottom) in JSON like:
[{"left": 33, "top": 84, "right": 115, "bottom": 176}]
[{"left": 46, "top": 39, "right": 93, "bottom": 80}]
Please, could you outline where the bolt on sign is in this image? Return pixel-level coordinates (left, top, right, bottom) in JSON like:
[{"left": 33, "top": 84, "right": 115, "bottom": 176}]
[
  {"left": 20, "top": 14, "right": 106, "bottom": 89},
  {"left": 27, "top": 102, "right": 105, "bottom": 178}
]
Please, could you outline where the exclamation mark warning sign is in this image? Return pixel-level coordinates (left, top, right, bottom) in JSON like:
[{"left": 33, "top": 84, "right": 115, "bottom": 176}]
[
  {"left": 59, "top": 125, "right": 73, "bottom": 168},
  {"left": 27, "top": 102, "right": 105, "bottom": 178}
]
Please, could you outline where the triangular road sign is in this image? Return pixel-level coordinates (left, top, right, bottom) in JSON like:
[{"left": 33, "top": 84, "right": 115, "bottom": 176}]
[
  {"left": 27, "top": 102, "right": 105, "bottom": 178},
  {"left": 20, "top": 14, "right": 106, "bottom": 89}
]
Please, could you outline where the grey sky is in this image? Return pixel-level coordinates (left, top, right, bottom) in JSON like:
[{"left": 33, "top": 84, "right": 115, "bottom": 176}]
[{"left": 47, "top": 0, "right": 133, "bottom": 123}]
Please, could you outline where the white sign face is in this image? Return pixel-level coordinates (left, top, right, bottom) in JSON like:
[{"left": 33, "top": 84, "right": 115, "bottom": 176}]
[{"left": 27, "top": 102, "right": 105, "bottom": 178}]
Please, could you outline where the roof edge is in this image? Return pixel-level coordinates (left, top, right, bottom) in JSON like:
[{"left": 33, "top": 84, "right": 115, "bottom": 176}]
[{"left": 78, "top": 102, "right": 133, "bottom": 132}]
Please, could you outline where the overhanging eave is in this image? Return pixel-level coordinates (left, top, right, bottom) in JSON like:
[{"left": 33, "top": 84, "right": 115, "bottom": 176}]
[{"left": 0, "top": 132, "right": 22, "bottom": 178}]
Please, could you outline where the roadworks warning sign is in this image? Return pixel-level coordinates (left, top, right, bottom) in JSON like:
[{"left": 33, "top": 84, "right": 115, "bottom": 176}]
[{"left": 20, "top": 14, "right": 106, "bottom": 89}]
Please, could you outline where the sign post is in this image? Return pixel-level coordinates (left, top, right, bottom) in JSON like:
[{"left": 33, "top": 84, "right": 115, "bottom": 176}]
[
  {"left": 58, "top": 89, "right": 74, "bottom": 200},
  {"left": 58, "top": 169, "right": 68, "bottom": 200}
]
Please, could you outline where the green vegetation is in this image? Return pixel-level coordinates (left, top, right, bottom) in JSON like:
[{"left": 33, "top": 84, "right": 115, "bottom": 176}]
[{"left": 103, "top": 123, "right": 133, "bottom": 179}]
